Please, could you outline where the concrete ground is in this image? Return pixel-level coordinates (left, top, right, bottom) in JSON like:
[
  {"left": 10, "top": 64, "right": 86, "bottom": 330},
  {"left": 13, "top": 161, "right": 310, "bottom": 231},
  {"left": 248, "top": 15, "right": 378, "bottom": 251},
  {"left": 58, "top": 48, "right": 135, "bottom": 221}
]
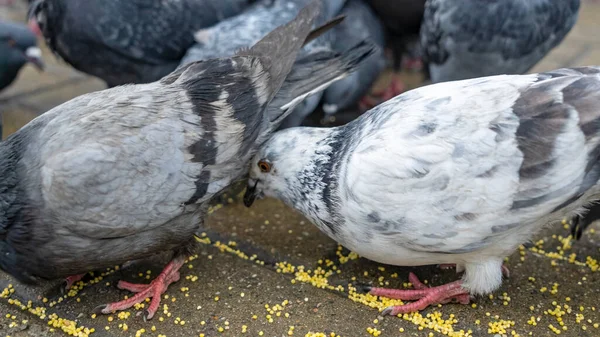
[{"left": 1, "top": 1, "right": 600, "bottom": 337}]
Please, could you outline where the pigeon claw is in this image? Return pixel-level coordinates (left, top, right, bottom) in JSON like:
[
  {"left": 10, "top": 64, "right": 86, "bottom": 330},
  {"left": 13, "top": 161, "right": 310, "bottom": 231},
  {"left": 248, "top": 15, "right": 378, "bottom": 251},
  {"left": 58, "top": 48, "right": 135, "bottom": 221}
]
[
  {"left": 570, "top": 215, "right": 584, "bottom": 240},
  {"left": 355, "top": 283, "right": 372, "bottom": 294},
  {"left": 380, "top": 306, "right": 395, "bottom": 316},
  {"left": 92, "top": 257, "right": 185, "bottom": 320},
  {"left": 143, "top": 309, "right": 152, "bottom": 322},
  {"left": 92, "top": 304, "right": 108, "bottom": 315},
  {"left": 368, "top": 272, "right": 470, "bottom": 315},
  {"left": 63, "top": 273, "right": 85, "bottom": 291},
  {"left": 359, "top": 75, "right": 406, "bottom": 111}
]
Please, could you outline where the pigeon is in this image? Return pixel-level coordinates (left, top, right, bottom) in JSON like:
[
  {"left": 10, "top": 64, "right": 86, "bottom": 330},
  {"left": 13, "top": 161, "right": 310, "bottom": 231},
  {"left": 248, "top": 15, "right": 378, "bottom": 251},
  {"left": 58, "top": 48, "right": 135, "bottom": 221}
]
[
  {"left": 0, "top": 20, "right": 44, "bottom": 91},
  {"left": 244, "top": 66, "right": 600, "bottom": 315},
  {"left": 0, "top": 0, "right": 375, "bottom": 320},
  {"left": 1, "top": 20, "right": 44, "bottom": 140},
  {"left": 320, "top": 0, "right": 386, "bottom": 119},
  {"left": 364, "top": 0, "right": 427, "bottom": 104},
  {"left": 420, "top": 0, "right": 580, "bottom": 83},
  {"left": 570, "top": 203, "right": 600, "bottom": 240},
  {"left": 368, "top": 0, "right": 425, "bottom": 39},
  {"left": 26, "top": 0, "right": 258, "bottom": 87},
  {"left": 181, "top": 0, "right": 347, "bottom": 129}
]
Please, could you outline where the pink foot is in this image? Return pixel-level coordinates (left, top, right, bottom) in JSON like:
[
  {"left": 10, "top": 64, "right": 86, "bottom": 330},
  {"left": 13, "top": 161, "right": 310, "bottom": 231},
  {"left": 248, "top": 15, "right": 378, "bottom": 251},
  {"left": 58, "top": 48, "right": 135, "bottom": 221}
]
[
  {"left": 93, "top": 257, "right": 185, "bottom": 320},
  {"left": 366, "top": 272, "right": 471, "bottom": 315},
  {"left": 0, "top": 0, "right": 15, "bottom": 6},
  {"left": 64, "top": 274, "right": 85, "bottom": 290},
  {"left": 358, "top": 76, "right": 406, "bottom": 111},
  {"left": 401, "top": 56, "right": 424, "bottom": 72}
]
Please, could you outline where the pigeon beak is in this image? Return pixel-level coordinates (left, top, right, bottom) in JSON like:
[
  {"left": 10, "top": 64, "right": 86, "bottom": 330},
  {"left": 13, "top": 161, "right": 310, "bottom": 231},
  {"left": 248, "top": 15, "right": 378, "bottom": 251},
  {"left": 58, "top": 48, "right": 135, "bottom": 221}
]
[
  {"left": 243, "top": 179, "right": 260, "bottom": 208},
  {"left": 25, "top": 47, "right": 45, "bottom": 71}
]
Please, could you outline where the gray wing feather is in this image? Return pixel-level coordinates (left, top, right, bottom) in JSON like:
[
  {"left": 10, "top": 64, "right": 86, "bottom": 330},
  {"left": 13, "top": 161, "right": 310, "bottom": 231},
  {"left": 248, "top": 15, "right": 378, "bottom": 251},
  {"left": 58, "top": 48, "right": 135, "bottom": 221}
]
[
  {"left": 236, "top": 0, "right": 322, "bottom": 102},
  {"left": 511, "top": 67, "right": 600, "bottom": 211}
]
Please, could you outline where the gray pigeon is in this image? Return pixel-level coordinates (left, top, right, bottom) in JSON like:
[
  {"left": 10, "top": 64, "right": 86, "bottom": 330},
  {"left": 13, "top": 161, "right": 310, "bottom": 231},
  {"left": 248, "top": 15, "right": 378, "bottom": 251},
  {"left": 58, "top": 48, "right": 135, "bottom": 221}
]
[
  {"left": 181, "top": 0, "right": 347, "bottom": 129},
  {"left": 27, "top": 0, "right": 258, "bottom": 87},
  {"left": 0, "top": 20, "right": 44, "bottom": 91},
  {"left": 1, "top": 20, "right": 44, "bottom": 140},
  {"left": 0, "top": 0, "right": 375, "bottom": 320},
  {"left": 421, "top": 0, "right": 580, "bottom": 83},
  {"left": 245, "top": 66, "right": 600, "bottom": 315},
  {"left": 320, "top": 0, "right": 386, "bottom": 119}
]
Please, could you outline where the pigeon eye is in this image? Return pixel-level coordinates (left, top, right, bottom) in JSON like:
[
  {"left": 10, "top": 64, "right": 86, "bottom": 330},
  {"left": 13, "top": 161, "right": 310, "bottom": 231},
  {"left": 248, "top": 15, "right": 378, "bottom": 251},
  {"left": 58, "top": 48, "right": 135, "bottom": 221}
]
[
  {"left": 258, "top": 160, "right": 271, "bottom": 173},
  {"left": 7, "top": 38, "right": 16, "bottom": 47}
]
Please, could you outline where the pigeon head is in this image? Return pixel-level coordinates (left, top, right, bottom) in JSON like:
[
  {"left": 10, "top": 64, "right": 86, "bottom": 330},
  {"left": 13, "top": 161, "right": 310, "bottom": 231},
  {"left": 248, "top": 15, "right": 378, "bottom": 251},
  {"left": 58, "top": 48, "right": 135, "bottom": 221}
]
[
  {"left": 0, "top": 21, "right": 44, "bottom": 90},
  {"left": 244, "top": 127, "right": 332, "bottom": 207}
]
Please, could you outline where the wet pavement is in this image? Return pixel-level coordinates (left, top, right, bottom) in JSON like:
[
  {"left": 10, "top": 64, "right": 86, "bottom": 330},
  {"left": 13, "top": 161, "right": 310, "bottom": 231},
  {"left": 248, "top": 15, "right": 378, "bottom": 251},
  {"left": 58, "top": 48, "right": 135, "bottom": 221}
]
[{"left": 1, "top": 1, "right": 600, "bottom": 337}]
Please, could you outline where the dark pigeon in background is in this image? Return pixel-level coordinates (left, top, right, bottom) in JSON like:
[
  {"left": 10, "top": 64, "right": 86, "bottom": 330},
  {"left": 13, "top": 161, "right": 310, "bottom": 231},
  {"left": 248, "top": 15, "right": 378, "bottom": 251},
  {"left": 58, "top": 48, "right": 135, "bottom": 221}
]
[
  {"left": 320, "top": 0, "right": 386, "bottom": 120},
  {"left": 420, "top": 0, "right": 581, "bottom": 83},
  {"left": 0, "top": 19, "right": 44, "bottom": 139},
  {"left": 0, "top": 0, "right": 375, "bottom": 320},
  {"left": 364, "top": 0, "right": 427, "bottom": 103},
  {"left": 26, "top": 0, "right": 258, "bottom": 87},
  {"left": 367, "top": 0, "right": 426, "bottom": 70},
  {"left": 0, "top": 20, "right": 43, "bottom": 91}
]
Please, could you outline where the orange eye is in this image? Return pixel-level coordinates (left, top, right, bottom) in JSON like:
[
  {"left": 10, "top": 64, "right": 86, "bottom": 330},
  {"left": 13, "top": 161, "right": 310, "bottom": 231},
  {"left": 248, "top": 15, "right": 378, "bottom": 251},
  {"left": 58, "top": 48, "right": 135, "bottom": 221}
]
[
  {"left": 258, "top": 160, "right": 271, "bottom": 173},
  {"left": 7, "top": 39, "right": 16, "bottom": 47}
]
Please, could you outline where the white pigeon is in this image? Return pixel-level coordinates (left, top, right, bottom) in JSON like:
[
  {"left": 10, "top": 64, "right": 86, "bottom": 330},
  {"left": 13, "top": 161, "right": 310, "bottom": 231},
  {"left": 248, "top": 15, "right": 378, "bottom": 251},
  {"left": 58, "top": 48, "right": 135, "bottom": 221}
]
[{"left": 244, "top": 66, "right": 600, "bottom": 315}]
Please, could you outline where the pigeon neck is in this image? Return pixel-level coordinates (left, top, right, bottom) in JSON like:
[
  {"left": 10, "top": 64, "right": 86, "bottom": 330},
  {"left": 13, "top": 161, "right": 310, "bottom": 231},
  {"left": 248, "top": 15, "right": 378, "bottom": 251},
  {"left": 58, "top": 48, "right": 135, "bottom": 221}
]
[{"left": 276, "top": 127, "right": 349, "bottom": 236}]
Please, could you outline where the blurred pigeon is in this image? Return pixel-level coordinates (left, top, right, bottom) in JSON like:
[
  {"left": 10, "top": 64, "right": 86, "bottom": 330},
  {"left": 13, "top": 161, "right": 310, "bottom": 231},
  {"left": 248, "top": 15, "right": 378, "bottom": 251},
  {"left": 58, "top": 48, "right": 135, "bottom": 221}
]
[
  {"left": 570, "top": 204, "right": 600, "bottom": 240},
  {"left": 421, "top": 0, "right": 580, "bottom": 83},
  {"left": 245, "top": 66, "right": 600, "bottom": 314},
  {"left": 368, "top": 0, "right": 425, "bottom": 39},
  {"left": 181, "top": 0, "right": 345, "bottom": 63},
  {"left": 181, "top": 0, "right": 347, "bottom": 129},
  {"left": 27, "top": 0, "right": 258, "bottom": 87},
  {"left": 320, "top": 0, "right": 386, "bottom": 119},
  {"left": 364, "top": 0, "right": 427, "bottom": 104},
  {"left": 0, "top": 0, "right": 375, "bottom": 320},
  {"left": 0, "top": 20, "right": 44, "bottom": 91},
  {"left": 1, "top": 20, "right": 44, "bottom": 140}
]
